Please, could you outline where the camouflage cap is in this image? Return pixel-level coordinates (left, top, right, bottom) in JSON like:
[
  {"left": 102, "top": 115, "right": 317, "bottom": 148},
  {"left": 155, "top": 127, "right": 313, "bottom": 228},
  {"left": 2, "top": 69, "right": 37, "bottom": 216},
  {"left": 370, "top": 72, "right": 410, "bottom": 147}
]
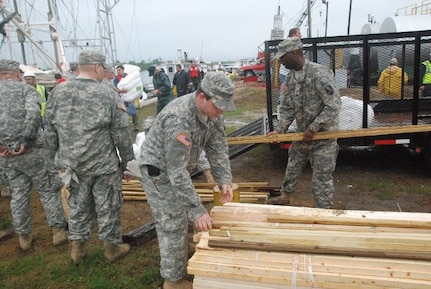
[
  {"left": 274, "top": 37, "right": 303, "bottom": 59},
  {"left": 78, "top": 50, "right": 106, "bottom": 68},
  {"left": 104, "top": 65, "right": 115, "bottom": 73},
  {"left": 0, "top": 59, "right": 20, "bottom": 71},
  {"left": 200, "top": 71, "right": 236, "bottom": 111}
]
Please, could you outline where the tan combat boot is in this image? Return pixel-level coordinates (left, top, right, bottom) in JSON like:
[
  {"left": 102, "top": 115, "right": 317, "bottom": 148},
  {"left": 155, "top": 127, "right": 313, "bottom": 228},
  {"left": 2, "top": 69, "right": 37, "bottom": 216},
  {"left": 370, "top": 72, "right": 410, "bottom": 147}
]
[
  {"left": 19, "top": 233, "right": 33, "bottom": 251},
  {"left": 202, "top": 169, "right": 215, "bottom": 183},
  {"left": 266, "top": 192, "right": 293, "bottom": 205},
  {"left": 103, "top": 242, "right": 131, "bottom": 263},
  {"left": 71, "top": 240, "right": 85, "bottom": 264},
  {"left": 163, "top": 279, "right": 193, "bottom": 289},
  {"left": 52, "top": 227, "right": 68, "bottom": 246}
]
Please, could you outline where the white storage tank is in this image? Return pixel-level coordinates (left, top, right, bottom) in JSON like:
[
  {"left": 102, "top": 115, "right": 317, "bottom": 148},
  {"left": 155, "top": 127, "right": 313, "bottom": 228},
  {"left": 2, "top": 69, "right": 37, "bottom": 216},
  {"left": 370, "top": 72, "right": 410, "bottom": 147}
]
[
  {"left": 360, "top": 23, "right": 381, "bottom": 35},
  {"left": 379, "top": 15, "right": 431, "bottom": 33}
]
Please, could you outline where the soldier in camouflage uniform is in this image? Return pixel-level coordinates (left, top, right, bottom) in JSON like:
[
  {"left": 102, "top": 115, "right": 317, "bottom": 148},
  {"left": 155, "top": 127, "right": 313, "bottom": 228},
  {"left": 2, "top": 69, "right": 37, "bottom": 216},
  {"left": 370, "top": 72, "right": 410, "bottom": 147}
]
[
  {"left": 0, "top": 59, "right": 68, "bottom": 251},
  {"left": 267, "top": 37, "right": 341, "bottom": 209},
  {"left": 138, "top": 72, "right": 236, "bottom": 289},
  {"left": 43, "top": 51, "right": 135, "bottom": 264}
]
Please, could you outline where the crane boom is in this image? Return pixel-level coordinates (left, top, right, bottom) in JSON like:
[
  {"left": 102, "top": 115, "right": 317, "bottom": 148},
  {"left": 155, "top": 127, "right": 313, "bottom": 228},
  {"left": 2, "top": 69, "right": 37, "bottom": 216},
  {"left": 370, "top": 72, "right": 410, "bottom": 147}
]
[{"left": 294, "top": 0, "right": 317, "bottom": 28}]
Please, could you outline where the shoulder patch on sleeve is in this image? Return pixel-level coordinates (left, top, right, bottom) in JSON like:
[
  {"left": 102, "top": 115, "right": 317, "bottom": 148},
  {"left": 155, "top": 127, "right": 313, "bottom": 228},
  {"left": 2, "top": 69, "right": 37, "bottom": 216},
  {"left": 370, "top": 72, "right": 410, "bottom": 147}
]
[
  {"left": 176, "top": 132, "right": 192, "bottom": 147},
  {"left": 317, "top": 76, "right": 336, "bottom": 96}
]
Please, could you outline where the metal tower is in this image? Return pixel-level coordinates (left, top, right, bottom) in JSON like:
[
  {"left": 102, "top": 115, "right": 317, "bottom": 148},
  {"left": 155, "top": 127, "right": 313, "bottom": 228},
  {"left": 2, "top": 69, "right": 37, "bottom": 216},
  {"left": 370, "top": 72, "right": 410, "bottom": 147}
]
[{"left": 96, "top": 0, "right": 120, "bottom": 64}]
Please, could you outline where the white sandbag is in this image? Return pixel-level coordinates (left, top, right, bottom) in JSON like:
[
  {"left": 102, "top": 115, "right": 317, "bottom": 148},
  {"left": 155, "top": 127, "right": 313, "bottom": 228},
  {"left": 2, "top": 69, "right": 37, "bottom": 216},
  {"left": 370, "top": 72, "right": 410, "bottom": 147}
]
[
  {"left": 132, "top": 143, "right": 139, "bottom": 159},
  {"left": 339, "top": 96, "right": 374, "bottom": 130},
  {"left": 118, "top": 70, "right": 143, "bottom": 102},
  {"left": 287, "top": 96, "right": 375, "bottom": 132},
  {"left": 133, "top": 132, "right": 146, "bottom": 159}
]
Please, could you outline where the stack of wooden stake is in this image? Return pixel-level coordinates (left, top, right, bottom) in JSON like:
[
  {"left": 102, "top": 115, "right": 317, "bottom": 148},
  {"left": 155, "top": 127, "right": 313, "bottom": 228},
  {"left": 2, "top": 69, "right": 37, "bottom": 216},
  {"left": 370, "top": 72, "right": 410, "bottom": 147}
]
[
  {"left": 121, "top": 180, "right": 275, "bottom": 203},
  {"left": 188, "top": 203, "right": 431, "bottom": 289}
]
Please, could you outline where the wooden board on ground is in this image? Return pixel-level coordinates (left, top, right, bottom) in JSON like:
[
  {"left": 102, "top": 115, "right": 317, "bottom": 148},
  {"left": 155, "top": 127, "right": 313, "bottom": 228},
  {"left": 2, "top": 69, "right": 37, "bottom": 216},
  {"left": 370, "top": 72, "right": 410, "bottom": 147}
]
[{"left": 122, "top": 220, "right": 156, "bottom": 246}]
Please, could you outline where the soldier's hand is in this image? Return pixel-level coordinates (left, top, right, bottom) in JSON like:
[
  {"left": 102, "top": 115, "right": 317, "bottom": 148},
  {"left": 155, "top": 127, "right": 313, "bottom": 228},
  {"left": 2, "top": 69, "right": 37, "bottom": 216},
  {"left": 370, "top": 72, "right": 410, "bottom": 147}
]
[
  {"left": 194, "top": 213, "right": 213, "bottom": 232},
  {"left": 10, "top": 144, "right": 25, "bottom": 156},
  {"left": 303, "top": 128, "right": 314, "bottom": 143},
  {"left": 0, "top": 146, "right": 10, "bottom": 156},
  {"left": 267, "top": 131, "right": 279, "bottom": 143},
  {"left": 220, "top": 184, "right": 233, "bottom": 204}
]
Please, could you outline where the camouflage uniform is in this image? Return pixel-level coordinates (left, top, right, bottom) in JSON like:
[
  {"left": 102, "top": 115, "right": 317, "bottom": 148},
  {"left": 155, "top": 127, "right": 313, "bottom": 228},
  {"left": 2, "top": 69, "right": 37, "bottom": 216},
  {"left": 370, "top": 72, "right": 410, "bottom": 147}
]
[
  {"left": 277, "top": 57, "right": 341, "bottom": 208},
  {"left": 0, "top": 167, "right": 9, "bottom": 189},
  {"left": 138, "top": 72, "right": 235, "bottom": 282},
  {"left": 44, "top": 58, "right": 134, "bottom": 244},
  {"left": 0, "top": 60, "right": 67, "bottom": 235}
]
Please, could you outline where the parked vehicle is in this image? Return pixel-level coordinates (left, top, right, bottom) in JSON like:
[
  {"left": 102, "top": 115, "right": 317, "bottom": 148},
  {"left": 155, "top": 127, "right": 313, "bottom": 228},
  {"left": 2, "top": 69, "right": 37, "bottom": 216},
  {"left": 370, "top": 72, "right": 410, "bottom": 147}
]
[{"left": 240, "top": 58, "right": 266, "bottom": 78}]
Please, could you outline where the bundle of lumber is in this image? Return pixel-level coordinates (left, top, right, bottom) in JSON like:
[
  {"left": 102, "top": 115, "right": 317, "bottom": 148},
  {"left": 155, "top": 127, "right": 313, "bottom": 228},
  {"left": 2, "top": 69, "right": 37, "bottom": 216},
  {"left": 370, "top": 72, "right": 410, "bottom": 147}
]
[
  {"left": 188, "top": 203, "right": 431, "bottom": 289},
  {"left": 121, "top": 180, "right": 276, "bottom": 203}
]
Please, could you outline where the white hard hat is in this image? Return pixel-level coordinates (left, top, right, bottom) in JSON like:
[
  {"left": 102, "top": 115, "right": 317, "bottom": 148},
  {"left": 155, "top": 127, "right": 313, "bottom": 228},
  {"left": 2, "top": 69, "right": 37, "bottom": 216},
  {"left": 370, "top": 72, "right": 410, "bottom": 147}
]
[{"left": 23, "top": 71, "right": 36, "bottom": 78}]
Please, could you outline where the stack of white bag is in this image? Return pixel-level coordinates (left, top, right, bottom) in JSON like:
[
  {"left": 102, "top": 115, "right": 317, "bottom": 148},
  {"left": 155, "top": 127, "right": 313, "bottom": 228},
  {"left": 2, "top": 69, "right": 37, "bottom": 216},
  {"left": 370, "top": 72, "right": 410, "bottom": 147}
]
[{"left": 117, "top": 70, "right": 145, "bottom": 102}]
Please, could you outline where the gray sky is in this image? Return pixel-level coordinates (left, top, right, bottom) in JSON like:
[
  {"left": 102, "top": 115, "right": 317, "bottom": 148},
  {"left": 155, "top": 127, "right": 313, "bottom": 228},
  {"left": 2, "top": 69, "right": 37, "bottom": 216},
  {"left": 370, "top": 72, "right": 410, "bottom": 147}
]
[
  {"left": 111, "top": 0, "right": 421, "bottom": 62},
  {"left": 0, "top": 0, "right": 425, "bottom": 66}
]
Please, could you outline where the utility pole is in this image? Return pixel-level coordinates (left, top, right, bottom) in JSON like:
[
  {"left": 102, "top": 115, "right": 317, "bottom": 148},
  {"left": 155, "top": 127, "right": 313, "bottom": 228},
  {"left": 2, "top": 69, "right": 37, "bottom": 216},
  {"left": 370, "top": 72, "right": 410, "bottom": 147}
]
[
  {"left": 322, "top": 0, "right": 329, "bottom": 37},
  {"left": 307, "top": 0, "right": 312, "bottom": 37},
  {"left": 347, "top": 0, "right": 353, "bottom": 35}
]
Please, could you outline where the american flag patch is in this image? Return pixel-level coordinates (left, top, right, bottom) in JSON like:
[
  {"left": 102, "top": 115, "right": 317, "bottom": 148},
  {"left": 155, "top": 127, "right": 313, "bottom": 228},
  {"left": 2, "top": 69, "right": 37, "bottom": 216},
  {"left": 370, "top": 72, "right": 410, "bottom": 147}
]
[{"left": 176, "top": 132, "right": 192, "bottom": 147}]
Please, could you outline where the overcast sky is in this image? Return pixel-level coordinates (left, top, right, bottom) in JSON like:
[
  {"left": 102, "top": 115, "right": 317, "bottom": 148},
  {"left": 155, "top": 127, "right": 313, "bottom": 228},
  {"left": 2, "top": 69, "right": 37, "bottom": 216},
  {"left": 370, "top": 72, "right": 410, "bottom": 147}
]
[
  {"left": 0, "top": 0, "right": 424, "bottom": 66},
  {"left": 110, "top": 0, "right": 420, "bottom": 62}
]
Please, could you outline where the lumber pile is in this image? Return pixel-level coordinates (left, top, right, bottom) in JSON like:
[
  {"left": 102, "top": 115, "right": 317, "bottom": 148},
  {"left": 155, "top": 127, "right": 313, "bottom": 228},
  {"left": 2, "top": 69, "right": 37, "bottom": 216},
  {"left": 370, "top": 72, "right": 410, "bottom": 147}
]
[
  {"left": 188, "top": 203, "right": 431, "bottom": 288},
  {"left": 121, "top": 180, "right": 276, "bottom": 203}
]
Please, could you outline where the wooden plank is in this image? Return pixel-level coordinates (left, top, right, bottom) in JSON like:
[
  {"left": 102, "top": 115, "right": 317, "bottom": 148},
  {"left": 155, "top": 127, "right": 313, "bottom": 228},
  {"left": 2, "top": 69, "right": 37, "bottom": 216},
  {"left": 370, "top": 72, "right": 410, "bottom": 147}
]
[
  {"left": 208, "top": 238, "right": 431, "bottom": 261},
  {"left": 193, "top": 275, "right": 315, "bottom": 289},
  {"left": 227, "top": 124, "right": 431, "bottom": 145},
  {"left": 122, "top": 220, "right": 156, "bottom": 246},
  {"left": 193, "top": 246, "right": 431, "bottom": 281},
  {"left": 188, "top": 263, "right": 431, "bottom": 289},
  {"left": 194, "top": 247, "right": 431, "bottom": 275},
  {"left": 193, "top": 182, "right": 270, "bottom": 188},
  {"left": 123, "top": 195, "right": 147, "bottom": 201},
  {"left": 213, "top": 221, "right": 431, "bottom": 234},
  {"left": 210, "top": 203, "right": 431, "bottom": 229}
]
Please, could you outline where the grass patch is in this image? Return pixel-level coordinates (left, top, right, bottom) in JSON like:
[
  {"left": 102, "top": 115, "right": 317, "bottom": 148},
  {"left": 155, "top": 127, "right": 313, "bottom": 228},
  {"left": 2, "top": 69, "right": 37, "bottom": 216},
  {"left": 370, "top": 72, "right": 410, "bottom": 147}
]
[{"left": 0, "top": 247, "right": 164, "bottom": 289}]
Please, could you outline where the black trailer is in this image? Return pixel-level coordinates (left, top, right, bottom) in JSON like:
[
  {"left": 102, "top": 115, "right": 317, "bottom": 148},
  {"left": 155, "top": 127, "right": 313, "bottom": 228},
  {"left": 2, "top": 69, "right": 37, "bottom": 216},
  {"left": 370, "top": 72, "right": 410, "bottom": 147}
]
[{"left": 263, "top": 30, "right": 431, "bottom": 165}]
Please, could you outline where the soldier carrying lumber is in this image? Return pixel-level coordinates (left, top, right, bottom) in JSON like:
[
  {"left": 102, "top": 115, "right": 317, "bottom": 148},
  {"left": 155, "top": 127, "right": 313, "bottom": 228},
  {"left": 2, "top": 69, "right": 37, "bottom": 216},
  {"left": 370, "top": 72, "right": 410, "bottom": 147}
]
[
  {"left": 137, "top": 72, "right": 236, "bottom": 289},
  {"left": 266, "top": 37, "right": 341, "bottom": 209}
]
